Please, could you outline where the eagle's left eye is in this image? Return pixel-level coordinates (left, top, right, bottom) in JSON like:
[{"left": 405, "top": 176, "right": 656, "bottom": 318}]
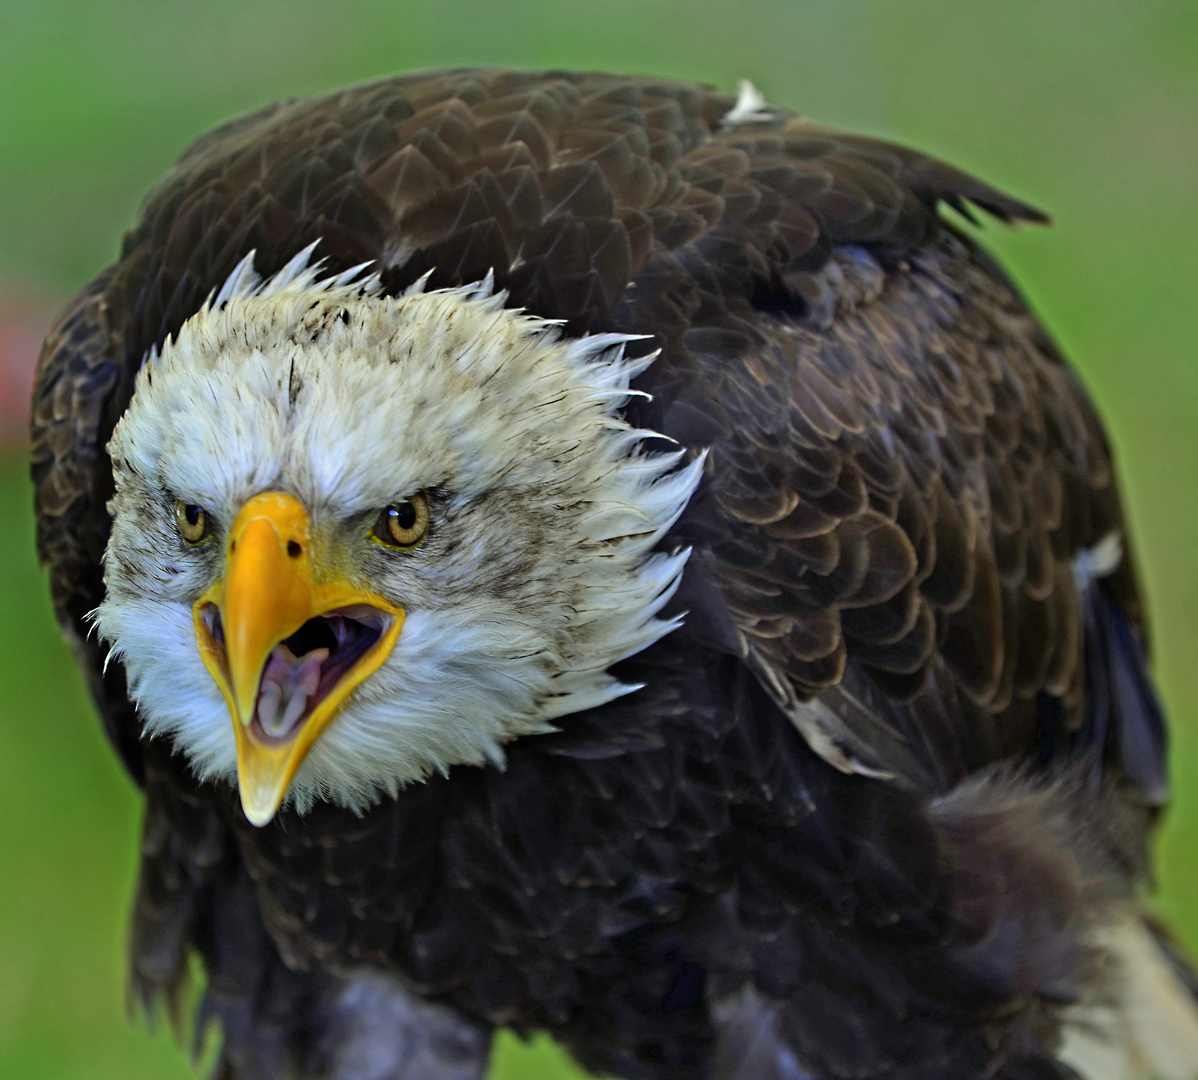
[
  {"left": 372, "top": 492, "right": 430, "bottom": 549},
  {"left": 174, "top": 500, "right": 210, "bottom": 544}
]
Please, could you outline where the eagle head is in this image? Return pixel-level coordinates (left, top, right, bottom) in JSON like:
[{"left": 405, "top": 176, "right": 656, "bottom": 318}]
[{"left": 95, "top": 248, "right": 702, "bottom": 825}]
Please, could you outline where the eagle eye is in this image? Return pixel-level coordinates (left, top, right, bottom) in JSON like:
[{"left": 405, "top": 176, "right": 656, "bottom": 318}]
[
  {"left": 174, "top": 500, "right": 210, "bottom": 545},
  {"left": 372, "top": 492, "right": 430, "bottom": 549}
]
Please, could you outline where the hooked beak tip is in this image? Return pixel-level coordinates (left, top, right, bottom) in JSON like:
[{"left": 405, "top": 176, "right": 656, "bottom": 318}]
[{"left": 241, "top": 797, "right": 282, "bottom": 828}]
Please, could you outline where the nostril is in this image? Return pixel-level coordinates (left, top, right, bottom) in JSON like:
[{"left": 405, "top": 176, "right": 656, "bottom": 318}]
[{"left": 287, "top": 541, "right": 302, "bottom": 559}]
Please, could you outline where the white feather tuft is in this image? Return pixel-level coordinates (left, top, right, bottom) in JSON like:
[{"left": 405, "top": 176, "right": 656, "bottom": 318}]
[
  {"left": 207, "top": 241, "right": 383, "bottom": 315},
  {"left": 261, "top": 240, "right": 324, "bottom": 293},
  {"left": 212, "top": 250, "right": 263, "bottom": 307},
  {"left": 1075, "top": 531, "right": 1124, "bottom": 584},
  {"left": 721, "top": 79, "right": 778, "bottom": 127}
]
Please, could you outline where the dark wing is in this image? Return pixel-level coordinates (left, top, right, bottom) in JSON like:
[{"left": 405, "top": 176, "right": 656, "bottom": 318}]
[
  {"left": 623, "top": 116, "right": 1159, "bottom": 799},
  {"left": 33, "top": 67, "right": 1160, "bottom": 804},
  {"left": 31, "top": 268, "right": 147, "bottom": 781},
  {"left": 647, "top": 223, "right": 1159, "bottom": 796}
]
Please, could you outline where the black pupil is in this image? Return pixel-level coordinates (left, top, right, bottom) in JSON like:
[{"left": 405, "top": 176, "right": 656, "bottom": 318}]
[
  {"left": 392, "top": 502, "right": 416, "bottom": 530},
  {"left": 185, "top": 505, "right": 202, "bottom": 526}
]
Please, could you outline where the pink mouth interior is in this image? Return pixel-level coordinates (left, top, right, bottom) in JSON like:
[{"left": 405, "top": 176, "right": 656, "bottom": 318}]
[{"left": 202, "top": 605, "right": 387, "bottom": 744}]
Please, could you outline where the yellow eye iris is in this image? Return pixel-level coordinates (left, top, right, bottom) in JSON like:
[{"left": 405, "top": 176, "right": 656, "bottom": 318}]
[
  {"left": 174, "top": 500, "right": 210, "bottom": 544},
  {"left": 372, "top": 492, "right": 430, "bottom": 549}
]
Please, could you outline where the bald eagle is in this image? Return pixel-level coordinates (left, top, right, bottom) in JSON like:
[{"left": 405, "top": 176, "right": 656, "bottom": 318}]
[{"left": 31, "top": 69, "right": 1198, "bottom": 1080}]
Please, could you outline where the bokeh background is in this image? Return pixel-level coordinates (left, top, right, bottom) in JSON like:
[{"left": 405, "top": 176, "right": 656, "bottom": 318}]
[{"left": 1, "top": 1, "right": 1196, "bottom": 1076}]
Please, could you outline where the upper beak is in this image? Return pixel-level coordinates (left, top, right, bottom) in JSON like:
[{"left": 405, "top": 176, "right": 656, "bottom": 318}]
[{"left": 193, "top": 491, "right": 403, "bottom": 826}]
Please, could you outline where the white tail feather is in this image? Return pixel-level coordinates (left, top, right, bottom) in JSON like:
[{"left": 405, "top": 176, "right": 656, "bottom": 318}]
[{"left": 1059, "top": 914, "right": 1198, "bottom": 1080}]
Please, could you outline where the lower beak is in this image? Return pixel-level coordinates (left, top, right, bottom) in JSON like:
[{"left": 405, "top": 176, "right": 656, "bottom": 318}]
[{"left": 193, "top": 491, "right": 403, "bottom": 826}]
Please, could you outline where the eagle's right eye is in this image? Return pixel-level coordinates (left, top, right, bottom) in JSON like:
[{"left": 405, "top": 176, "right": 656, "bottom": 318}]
[{"left": 174, "top": 500, "right": 210, "bottom": 544}]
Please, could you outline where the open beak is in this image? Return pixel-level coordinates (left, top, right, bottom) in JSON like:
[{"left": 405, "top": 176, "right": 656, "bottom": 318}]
[{"left": 192, "top": 492, "right": 403, "bottom": 826}]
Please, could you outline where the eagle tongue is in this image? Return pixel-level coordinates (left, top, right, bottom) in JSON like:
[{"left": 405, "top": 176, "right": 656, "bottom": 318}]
[{"left": 256, "top": 643, "right": 329, "bottom": 739}]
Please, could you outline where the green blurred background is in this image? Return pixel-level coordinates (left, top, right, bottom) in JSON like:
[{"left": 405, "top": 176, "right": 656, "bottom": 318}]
[{"left": 1, "top": 1, "right": 1196, "bottom": 1076}]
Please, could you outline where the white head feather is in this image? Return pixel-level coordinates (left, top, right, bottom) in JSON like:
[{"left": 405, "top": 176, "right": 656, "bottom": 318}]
[{"left": 95, "top": 249, "right": 702, "bottom": 813}]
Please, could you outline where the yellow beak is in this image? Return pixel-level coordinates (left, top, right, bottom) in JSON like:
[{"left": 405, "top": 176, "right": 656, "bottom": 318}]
[{"left": 192, "top": 492, "right": 403, "bottom": 827}]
